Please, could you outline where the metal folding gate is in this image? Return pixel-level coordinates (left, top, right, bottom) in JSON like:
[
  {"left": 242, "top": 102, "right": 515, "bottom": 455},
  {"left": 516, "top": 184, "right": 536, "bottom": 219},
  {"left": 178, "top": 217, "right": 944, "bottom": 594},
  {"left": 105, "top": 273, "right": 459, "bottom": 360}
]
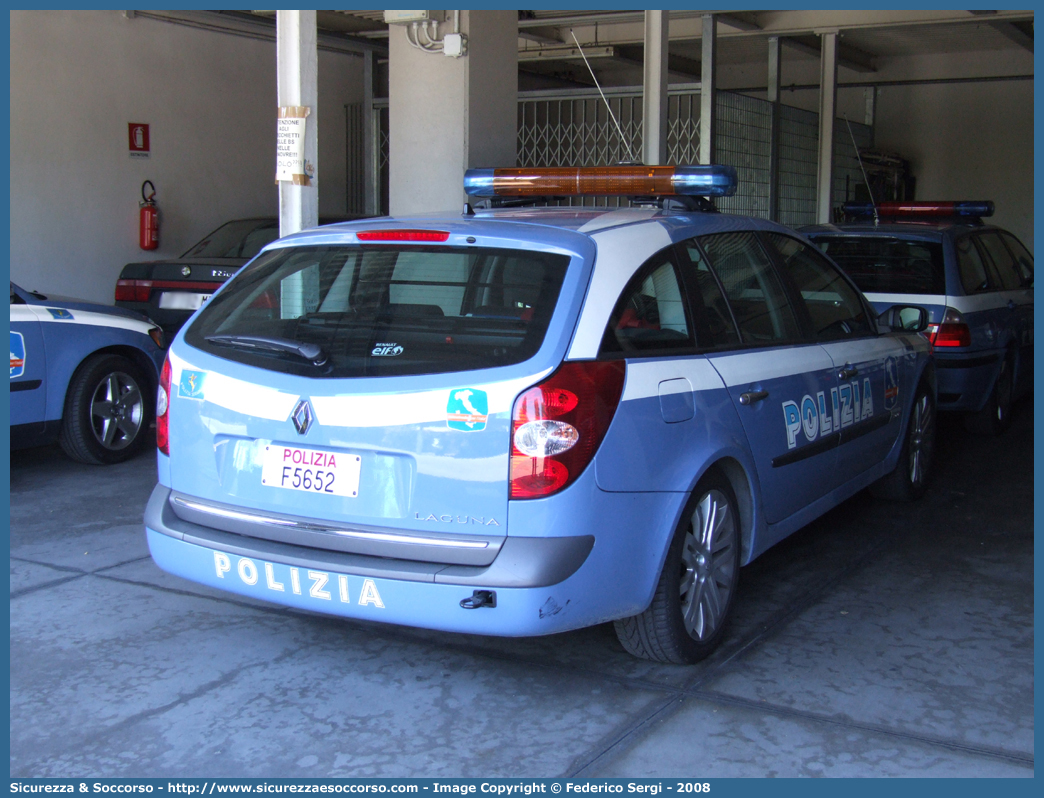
[{"left": 370, "top": 88, "right": 872, "bottom": 222}]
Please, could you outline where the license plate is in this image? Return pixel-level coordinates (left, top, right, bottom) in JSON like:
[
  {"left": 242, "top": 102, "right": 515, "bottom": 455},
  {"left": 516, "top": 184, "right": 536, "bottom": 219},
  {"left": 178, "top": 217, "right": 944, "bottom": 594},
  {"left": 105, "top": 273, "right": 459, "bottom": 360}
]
[
  {"left": 260, "top": 444, "right": 361, "bottom": 498},
  {"left": 158, "top": 292, "right": 213, "bottom": 310}
]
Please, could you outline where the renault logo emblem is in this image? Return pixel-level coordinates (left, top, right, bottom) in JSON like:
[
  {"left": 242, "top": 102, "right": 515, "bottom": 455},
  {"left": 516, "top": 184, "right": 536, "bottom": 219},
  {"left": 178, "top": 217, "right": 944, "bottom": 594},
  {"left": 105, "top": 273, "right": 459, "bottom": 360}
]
[{"left": 291, "top": 399, "right": 313, "bottom": 435}]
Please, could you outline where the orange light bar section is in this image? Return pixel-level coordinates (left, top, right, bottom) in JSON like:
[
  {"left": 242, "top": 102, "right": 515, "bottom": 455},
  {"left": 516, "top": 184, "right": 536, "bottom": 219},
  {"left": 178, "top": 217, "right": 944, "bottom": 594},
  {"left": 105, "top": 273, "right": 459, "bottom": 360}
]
[
  {"left": 490, "top": 166, "right": 677, "bottom": 197},
  {"left": 464, "top": 164, "right": 737, "bottom": 198}
]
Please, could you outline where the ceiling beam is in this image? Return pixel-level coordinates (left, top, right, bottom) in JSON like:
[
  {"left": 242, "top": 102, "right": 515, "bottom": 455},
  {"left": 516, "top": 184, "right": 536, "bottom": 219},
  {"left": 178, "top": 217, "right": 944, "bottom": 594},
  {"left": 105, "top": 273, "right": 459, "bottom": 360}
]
[
  {"left": 986, "top": 20, "right": 1033, "bottom": 52},
  {"left": 615, "top": 45, "right": 702, "bottom": 79},
  {"left": 782, "top": 35, "right": 877, "bottom": 73},
  {"left": 518, "top": 8, "right": 1034, "bottom": 38},
  {"left": 518, "top": 26, "right": 563, "bottom": 45},
  {"left": 517, "top": 45, "right": 617, "bottom": 64}
]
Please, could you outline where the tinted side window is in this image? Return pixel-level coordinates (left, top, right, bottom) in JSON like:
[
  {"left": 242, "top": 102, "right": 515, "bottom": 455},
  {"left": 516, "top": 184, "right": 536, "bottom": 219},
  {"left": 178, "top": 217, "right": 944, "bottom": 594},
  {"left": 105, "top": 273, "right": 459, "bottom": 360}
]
[
  {"left": 697, "top": 232, "right": 802, "bottom": 344},
  {"left": 956, "top": 236, "right": 990, "bottom": 294},
  {"left": 600, "top": 251, "right": 694, "bottom": 355},
  {"left": 1000, "top": 232, "right": 1034, "bottom": 285},
  {"left": 764, "top": 233, "right": 873, "bottom": 340},
  {"left": 814, "top": 236, "right": 946, "bottom": 295},
  {"left": 977, "top": 232, "right": 1022, "bottom": 290},
  {"left": 680, "top": 242, "right": 741, "bottom": 348}
]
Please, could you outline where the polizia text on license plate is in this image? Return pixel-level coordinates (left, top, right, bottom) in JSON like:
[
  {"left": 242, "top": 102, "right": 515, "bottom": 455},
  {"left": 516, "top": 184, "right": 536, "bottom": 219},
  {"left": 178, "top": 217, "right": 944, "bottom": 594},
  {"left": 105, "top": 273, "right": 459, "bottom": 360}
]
[{"left": 260, "top": 445, "right": 361, "bottom": 498}]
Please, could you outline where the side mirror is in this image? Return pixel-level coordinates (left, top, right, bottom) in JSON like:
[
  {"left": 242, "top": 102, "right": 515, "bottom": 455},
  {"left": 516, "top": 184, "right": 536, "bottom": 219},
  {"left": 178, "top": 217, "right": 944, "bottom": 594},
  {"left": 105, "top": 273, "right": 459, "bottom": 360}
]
[{"left": 879, "top": 305, "right": 929, "bottom": 333}]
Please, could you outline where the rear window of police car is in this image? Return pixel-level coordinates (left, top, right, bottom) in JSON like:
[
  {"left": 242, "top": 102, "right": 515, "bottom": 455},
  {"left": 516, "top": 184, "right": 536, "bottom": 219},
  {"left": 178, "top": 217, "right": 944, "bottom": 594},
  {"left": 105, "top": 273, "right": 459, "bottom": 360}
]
[
  {"left": 813, "top": 237, "right": 946, "bottom": 295},
  {"left": 184, "top": 245, "right": 570, "bottom": 377}
]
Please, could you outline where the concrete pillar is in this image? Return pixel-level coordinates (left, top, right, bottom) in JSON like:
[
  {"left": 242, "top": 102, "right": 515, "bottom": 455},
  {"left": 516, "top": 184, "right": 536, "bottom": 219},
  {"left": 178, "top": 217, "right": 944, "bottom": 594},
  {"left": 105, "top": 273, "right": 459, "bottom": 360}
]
[
  {"left": 699, "top": 14, "right": 716, "bottom": 165},
  {"left": 389, "top": 10, "right": 517, "bottom": 215},
  {"left": 767, "top": 36, "right": 781, "bottom": 221},
  {"left": 642, "top": 11, "right": 669, "bottom": 166},
  {"left": 277, "top": 10, "right": 318, "bottom": 237},
  {"left": 362, "top": 50, "right": 377, "bottom": 216},
  {"left": 816, "top": 30, "right": 838, "bottom": 224}
]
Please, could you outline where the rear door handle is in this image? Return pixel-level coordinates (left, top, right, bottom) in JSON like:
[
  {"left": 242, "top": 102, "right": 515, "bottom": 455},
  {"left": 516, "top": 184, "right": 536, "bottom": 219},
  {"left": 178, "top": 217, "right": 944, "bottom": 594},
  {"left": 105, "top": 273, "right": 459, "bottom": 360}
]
[
  {"left": 838, "top": 367, "right": 859, "bottom": 380},
  {"left": 739, "top": 390, "right": 769, "bottom": 406}
]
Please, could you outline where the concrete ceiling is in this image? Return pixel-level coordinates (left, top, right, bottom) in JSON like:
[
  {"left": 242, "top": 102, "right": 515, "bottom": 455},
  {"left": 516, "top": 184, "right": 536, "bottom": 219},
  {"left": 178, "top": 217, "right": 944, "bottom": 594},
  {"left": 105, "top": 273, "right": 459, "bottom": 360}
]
[{"left": 221, "top": 9, "right": 1032, "bottom": 90}]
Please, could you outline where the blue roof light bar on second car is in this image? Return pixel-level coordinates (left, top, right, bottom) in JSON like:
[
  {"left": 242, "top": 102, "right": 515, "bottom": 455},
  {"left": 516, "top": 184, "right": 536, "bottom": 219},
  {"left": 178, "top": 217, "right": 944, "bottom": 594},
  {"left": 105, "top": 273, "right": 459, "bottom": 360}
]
[
  {"left": 463, "top": 164, "right": 738, "bottom": 198},
  {"left": 843, "top": 201, "right": 995, "bottom": 219}
]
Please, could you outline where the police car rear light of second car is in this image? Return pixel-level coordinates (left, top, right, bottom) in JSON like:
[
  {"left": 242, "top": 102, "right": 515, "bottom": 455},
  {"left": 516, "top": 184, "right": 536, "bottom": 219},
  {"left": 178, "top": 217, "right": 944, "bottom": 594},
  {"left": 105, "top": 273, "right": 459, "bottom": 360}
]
[
  {"left": 926, "top": 307, "right": 971, "bottom": 348},
  {"left": 463, "top": 165, "right": 738, "bottom": 198},
  {"left": 509, "top": 361, "right": 626, "bottom": 499},
  {"left": 156, "top": 357, "right": 171, "bottom": 455}
]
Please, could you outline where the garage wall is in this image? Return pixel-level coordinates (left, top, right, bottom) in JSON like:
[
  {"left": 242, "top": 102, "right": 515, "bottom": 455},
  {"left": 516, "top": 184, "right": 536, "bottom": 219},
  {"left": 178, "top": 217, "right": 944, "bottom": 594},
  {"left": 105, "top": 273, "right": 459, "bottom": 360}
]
[
  {"left": 10, "top": 11, "right": 363, "bottom": 304},
  {"left": 874, "top": 80, "right": 1033, "bottom": 252},
  {"left": 724, "top": 49, "right": 1033, "bottom": 251}
]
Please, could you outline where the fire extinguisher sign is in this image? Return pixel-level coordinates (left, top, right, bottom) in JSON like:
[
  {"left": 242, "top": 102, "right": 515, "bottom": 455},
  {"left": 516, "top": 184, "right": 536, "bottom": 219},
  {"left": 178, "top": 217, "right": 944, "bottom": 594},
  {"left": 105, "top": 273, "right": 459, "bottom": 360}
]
[{"left": 129, "top": 123, "right": 150, "bottom": 158}]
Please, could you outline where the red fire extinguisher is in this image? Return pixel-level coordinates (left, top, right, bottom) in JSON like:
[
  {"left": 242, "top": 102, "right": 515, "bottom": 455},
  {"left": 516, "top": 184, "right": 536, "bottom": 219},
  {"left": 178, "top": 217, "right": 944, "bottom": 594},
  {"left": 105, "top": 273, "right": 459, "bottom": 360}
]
[{"left": 139, "top": 180, "right": 159, "bottom": 250}]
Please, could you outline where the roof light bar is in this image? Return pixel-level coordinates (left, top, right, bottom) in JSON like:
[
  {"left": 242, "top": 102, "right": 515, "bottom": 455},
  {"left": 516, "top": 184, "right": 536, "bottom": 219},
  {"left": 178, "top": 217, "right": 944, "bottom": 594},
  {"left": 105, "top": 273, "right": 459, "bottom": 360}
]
[
  {"left": 356, "top": 229, "right": 451, "bottom": 242},
  {"left": 843, "top": 201, "right": 994, "bottom": 219},
  {"left": 463, "top": 165, "right": 737, "bottom": 198}
]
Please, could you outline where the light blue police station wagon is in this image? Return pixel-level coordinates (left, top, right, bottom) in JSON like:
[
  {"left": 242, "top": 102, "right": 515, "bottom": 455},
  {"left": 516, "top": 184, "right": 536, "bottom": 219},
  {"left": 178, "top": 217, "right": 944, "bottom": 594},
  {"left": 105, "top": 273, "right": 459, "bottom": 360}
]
[{"left": 145, "top": 165, "right": 936, "bottom": 663}]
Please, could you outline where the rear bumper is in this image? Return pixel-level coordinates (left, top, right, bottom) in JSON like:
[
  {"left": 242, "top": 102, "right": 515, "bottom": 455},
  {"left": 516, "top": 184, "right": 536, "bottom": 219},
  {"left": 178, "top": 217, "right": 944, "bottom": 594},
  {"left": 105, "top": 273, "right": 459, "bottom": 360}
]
[
  {"left": 935, "top": 350, "right": 1002, "bottom": 411},
  {"left": 145, "top": 480, "right": 682, "bottom": 637}
]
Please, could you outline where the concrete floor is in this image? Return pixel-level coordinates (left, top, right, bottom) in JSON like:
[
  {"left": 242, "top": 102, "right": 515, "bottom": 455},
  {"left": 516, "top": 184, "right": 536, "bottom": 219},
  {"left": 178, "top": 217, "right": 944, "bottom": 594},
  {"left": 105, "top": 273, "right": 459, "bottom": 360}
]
[{"left": 10, "top": 403, "right": 1034, "bottom": 778}]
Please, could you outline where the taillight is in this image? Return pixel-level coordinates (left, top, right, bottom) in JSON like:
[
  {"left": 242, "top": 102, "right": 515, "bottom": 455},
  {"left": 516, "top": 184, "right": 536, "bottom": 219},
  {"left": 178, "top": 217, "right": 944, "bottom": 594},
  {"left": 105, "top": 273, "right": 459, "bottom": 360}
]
[
  {"left": 156, "top": 356, "right": 171, "bottom": 455},
  {"left": 925, "top": 307, "right": 971, "bottom": 347},
  {"left": 509, "top": 361, "right": 626, "bottom": 499},
  {"left": 115, "top": 279, "right": 152, "bottom": 302}
]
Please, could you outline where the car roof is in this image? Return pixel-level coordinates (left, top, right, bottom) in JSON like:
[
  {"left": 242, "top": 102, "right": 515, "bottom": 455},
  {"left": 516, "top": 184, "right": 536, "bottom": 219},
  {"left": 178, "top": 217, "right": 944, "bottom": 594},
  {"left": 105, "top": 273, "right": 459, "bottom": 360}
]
[
  {"left": 273, "top": 206, "right": 800, "bottom": 249},
  {"left": 802, "top": 222, "right": 1005, "bottom": 241}
]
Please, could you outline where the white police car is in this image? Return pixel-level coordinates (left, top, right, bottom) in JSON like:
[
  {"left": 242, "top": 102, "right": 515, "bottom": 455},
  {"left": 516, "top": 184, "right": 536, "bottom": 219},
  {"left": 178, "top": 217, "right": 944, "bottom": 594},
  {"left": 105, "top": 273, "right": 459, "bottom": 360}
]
[
  {"left": 146, "top": 166, "right": 935, "bottom": 663},
  {"left": 10, "top": 281, "right": 165, "bottom": 464},
  {"left": 804, "top": 202, "right": 1033, "bottom": 435}
]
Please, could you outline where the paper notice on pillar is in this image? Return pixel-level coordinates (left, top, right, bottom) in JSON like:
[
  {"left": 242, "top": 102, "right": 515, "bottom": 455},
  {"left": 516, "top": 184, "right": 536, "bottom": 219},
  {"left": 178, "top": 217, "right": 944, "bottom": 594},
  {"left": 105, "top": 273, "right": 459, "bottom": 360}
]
[{"left": 276, "top": 107, "right": 310, "bottom": 184}]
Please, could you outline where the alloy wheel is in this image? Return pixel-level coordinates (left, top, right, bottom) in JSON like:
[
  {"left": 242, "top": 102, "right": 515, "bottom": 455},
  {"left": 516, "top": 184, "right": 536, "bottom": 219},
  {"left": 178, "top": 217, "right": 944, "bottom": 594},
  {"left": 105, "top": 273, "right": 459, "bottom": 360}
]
[
  {"left": 679, "top": 489, "right": 737, "bottom": 641},
  {"left": 89, "top": 371, "right": 144, "bottom": 451}
]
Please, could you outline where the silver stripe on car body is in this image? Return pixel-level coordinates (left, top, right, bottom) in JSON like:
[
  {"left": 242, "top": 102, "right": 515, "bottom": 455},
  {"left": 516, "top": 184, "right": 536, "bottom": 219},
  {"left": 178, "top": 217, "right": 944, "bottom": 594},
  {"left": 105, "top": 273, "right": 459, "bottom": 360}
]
[
  {"left": 946, "top": 291, "right": 1031, "bottom": 314},
  {"left": 708, "top": 345, "right": 834, "bottom": 387},
  {"left": 620, "top": 358, "right": 725, "bottom": 401},
  {"left": 567, "top": 221, "right": 674, "bottom": 360},
  {"left": 819, "top": 336, "right": 906, "bottom": 364},
  {"left": 12, "top": 303, "right": 158, "bottom": 336},
  {"left": 864, "top": 292, "right": 946, "bottom": 307}
]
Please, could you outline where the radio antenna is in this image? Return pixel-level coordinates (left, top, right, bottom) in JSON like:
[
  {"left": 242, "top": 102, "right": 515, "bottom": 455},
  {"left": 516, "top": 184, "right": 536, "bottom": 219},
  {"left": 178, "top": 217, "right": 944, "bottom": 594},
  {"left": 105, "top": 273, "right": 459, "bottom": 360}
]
[
  {"left": 570, "top": 29, "right": 639, "bottom": 164},
  {"left": 844, "top": 115, "right": 878, "bottom": 226}
]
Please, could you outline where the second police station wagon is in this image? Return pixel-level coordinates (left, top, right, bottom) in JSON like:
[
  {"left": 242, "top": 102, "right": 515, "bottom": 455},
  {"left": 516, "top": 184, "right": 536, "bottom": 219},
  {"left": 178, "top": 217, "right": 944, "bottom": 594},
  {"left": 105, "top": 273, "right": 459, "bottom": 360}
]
[
  {"left": 804, "top": 201, "right": 1033, "bottom": 435},
  {"left": 146, "top": 165, "right": 936, "bottom": 663}
]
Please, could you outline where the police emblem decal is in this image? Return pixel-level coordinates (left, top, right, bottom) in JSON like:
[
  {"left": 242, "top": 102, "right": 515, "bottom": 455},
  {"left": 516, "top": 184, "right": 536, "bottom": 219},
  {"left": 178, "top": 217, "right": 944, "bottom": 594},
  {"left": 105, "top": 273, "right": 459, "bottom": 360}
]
[
  {"left": 178, "top": 370, "right": 206, "bottom": 400},
  {"left": 10, "top": 332, "right": 26, "bottom": 378},
  {"left": 292, "top": 399, "right": 314, "bottom": 435},
  {"left": 884, "top": 356, "right": 899, "bottom": 411}
]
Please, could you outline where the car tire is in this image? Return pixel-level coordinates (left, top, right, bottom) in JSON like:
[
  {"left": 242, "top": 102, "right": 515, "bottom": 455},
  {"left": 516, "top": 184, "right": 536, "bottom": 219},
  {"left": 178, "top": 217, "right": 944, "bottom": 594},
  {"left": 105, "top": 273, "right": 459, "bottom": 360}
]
[
  {"left": 59, "top": 354, "right": 152, "bottom": 465},
  {"left": 614, "top": 471, "right": 741, "bottom": 664},
  {"left": 870, "top": 382, "right": 935, "bottom": 502},
  {"left": 963, "top": 353, "right": 1014, "bottom": 436}
]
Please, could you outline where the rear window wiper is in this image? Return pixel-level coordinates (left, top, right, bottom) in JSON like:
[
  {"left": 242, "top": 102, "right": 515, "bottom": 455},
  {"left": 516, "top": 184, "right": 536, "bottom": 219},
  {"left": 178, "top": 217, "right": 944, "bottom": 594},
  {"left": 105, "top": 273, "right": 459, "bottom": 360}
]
[{"left": 205, "top": 334, "right": 327, "bottom": 366}]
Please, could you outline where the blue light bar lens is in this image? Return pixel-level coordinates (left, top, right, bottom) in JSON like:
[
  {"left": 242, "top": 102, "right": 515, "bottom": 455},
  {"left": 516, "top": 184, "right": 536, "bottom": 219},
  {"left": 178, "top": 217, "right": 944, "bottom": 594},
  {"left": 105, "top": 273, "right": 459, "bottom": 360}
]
[
  {"left": 463, "top": 169, "right": 496, "bottom": 197},
  {"left": 671, "top": 165, "right": 738, "bottom": 197}
]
